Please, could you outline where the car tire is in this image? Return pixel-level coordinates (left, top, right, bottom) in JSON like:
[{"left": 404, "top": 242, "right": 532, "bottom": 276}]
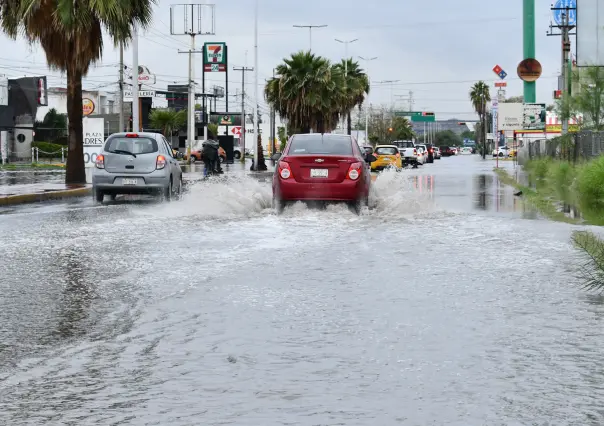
[
  {"left": 163, "top": 178, "right": 172, "bottom": 202},
  {"left": 273, "top": 196, "right": 284, "bottom": 214},
  {"left": 234, "top": 151, "right": 241, "bottom": 160},
  {"left": 94, "top": 188, "right": 104, "bottom": 203},
  {"left": 349, "top": 199, "right": 364, "bottom": 215},
  {"left": 499, "top": 153, "right": 504, "bottom": 157},
  {"left": 173, "top": 176, "right": 182, "bottom": 200}
]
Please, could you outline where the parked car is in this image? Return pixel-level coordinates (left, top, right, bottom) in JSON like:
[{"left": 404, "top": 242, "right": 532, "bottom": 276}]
[
  {"left": 92, "top": 132, "right": 183, "bottom": 202},
  {"left": 460, "top": 147, "right": 473, "bottom": 155},
  {"left": 492, "top": 146, "right": 511, "bottom": 157},
  {"left": 371, "top": 145, "right": 403, "bottom": 171},
  {"left": 434, "top": 147, "right": 441, "bottom": 159},
  {"left": 271, "top": 133, "right": 375, "bottom": 214}
]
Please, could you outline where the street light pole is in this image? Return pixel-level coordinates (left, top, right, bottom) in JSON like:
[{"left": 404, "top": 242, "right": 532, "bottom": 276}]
[
  {"left": 252, "top": 0, "right": 259, "bottom": 170},
  {"left": 293, "top": 24, "right": 327, "bottom": 51},
  {"left": 335, "top": 38, "right": 358, "bottom": 134},
  {"left": 359, "top": 56, "right": 377, "bottom": 144}
]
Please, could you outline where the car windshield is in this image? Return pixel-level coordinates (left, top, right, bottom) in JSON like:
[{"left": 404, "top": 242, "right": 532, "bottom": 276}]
[
  {"left": 375, "top": 147, "right": 398, "bottom": 155},
  {"left": 288, "top": 135, "right": 352, "bottom": 155},
  {"left": 105, "top": 137, "right": 158, "bottom": 154}
]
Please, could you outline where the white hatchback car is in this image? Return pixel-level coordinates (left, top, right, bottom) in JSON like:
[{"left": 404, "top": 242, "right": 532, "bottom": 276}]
[
  {"left": 92, "top": 132, "right": 183, "bottom": 202},
  {"left": 415, "top": 144, "right": 427, "bottom": 164}
]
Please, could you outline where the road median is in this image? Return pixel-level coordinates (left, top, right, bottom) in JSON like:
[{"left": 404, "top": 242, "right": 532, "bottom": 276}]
[{"left": 0, "top": 186, "right": 91, "bottom": 206}]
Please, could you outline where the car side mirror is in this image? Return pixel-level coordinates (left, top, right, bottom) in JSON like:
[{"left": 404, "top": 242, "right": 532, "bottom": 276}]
[
  {"left": 271, "top": 153, "right": 281, "bottom": 161},
  {"left": 366, "top": 154, "right": 377, "bottom": 163}
]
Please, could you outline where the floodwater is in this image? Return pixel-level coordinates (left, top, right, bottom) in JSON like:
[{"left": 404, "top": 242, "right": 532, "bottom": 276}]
[{"left": 1, "top": 155, "right": 603, "bottom": 425}]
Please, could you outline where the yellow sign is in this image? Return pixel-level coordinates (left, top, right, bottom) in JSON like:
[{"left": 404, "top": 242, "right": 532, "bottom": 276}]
[
  {"left": 545, "top": 124, "right": 579, "bottom": 133},
  {"left": 82, "top": 98, "right": 95, "bottom": 116}
]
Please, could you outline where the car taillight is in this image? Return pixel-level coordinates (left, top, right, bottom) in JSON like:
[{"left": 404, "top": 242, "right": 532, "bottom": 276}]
[
  {"left": 429, "top": 148, "right": 433, "bottom": 153},
  {"left": 414, "top": 149, "right": 417, "bottom": 155},
  {"left": 95, "top": 154, "right": 104, "bottom": 169},
  {"left": 278, "top": 161, "right": 292, "bottom": 179},
  {"left": 156, "top": 155, "right": 166, "bottom": 169},
  {"left": 395, "top": 152, "right": 400, "bottom": 157},
  {"left": 347, "top": 162, "right": 362, "bottom": 180}
]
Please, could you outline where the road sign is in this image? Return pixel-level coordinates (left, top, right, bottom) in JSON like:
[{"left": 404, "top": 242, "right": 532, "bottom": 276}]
[
  {"left": 494, "top": 81, "right": 507, "bottom": 87},
  {"left": 203, "top": 42, "right": 226, "bottom": 65},
  {"left": 493, "top": 65, "right": 502, "bottom": 75},
  {"left": 123, "top": 90, "right": 155, "bottom": 101},
  {"left": 204, "top": 63, "right": 226, "bottom": 72},
  {"left": 498, "top": 70, "right": 507, "bottom": 79},
  {"left": 553, "top": 0, "right": 576, "bottom": 26}
]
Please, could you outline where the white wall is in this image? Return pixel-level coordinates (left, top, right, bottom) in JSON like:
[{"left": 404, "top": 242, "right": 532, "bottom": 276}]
[{"left": 36, "top": 90, "right": 117, "bottom": 121}]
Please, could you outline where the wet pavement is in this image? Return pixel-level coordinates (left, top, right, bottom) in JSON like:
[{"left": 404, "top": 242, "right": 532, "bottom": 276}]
[{"left": 1, "top": 155, "right": 603, "bottom": 425}]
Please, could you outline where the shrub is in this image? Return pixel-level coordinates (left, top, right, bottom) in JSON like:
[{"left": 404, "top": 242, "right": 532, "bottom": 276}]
[{"left": 576, "top": 155, "right": 604, "bottom": 209}]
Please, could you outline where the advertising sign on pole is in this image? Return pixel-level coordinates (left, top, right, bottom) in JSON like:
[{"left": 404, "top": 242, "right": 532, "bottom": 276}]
[
  {"left": 203, "top": 42, "right": 227, "bottom": 72},
  {"left": 497, "top": 103, "right": 524, "bottom": 131},
  {"left": 553, "top": 0, "right": 577, "bottom": 26},
  {"left": 523, "top": 103, "right": 546, "bottom": 130},
  {"left": 576, "top": 0, "right": 604, "bottom": 66},
  {"left": 83, "top": 117, "right": 104, "bottom": 168}
]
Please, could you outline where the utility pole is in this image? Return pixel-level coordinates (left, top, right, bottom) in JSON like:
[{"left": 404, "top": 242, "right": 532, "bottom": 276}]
[
  {"left": 548, "top": 3, "right": 576, "bottom": 136},
  {"left": 170, "top": 3, "right": 215, "bottom": 157},
  {"left": 234, "top": 66, "right": 253, "bottom": 162},
  {"left": 119, "top": 42, "right": 124, "bottom": 132},
  {"left": 132, "top": 26, "right": 139, "bottom": 132},
  {"left": 359, "top": 56, "right": 377, "bottom": 144},
  {"left": 253, "top": 0, "right": 259, "bottom": 170},
  {"left": 293, "top": 24, "right": 327, "bottom": 51},
  {"left": 271, "top": 68, "right": 276, "bottom": 154}
]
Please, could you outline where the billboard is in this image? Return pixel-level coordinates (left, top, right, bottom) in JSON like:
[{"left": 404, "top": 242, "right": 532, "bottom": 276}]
[
  {"left": 82, "top": 117, "right": 104, "bottom": 168},
  {"left": 522, "top": 103, "right": 546, "bottom": 130},
  {"left": 497, "top": 103, "right": 523, "bottom": 131},
  {"left": 577, "top": 0, "right": 604, "bottom": 66}
]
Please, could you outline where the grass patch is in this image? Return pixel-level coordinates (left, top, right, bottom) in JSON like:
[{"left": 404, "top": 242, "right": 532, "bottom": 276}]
[
  {"left": 0, "top": 162, "right": 65, "bottom": 170},
  {"left": 571, "top": 230, "right": 604, "bottom": 293},
  {"left": 494, "top": 168, "right": 579, "bottom": 224}
]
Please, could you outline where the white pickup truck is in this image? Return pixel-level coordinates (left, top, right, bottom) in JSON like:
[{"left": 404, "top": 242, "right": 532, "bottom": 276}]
[{"left": 392, "top": 140, "right": 419, "bottom": 167}]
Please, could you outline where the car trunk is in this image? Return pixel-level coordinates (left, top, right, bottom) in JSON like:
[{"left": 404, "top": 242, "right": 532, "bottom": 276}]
[
  {"left": 285, "top": 155, "right": 354, "bottom": 183},
  {"left": 104, "top": 152, "right": 158, "bottom": 174}
]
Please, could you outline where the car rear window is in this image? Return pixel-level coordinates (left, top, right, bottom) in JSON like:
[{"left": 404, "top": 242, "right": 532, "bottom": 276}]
[
  {"left": 105, "top": 137, "right": 158, "bottom": 154},
  {"left": 288, "top": 135, "right": 352, "bottom": 155},
  {"left": 375, "top": 147, "right": 398, "bottom": 155},
  {"left": 394, "top": 141, "right": 414, "bottom": 148}
]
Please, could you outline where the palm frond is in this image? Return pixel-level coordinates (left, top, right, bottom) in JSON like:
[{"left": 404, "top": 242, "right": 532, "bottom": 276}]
[{"left": 571, "top": 230, "right": 604, "bottom": 293}]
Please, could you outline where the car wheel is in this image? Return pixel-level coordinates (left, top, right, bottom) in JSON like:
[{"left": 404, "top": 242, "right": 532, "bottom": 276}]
[
  {"left": 173, "top": 176, "right": 182, "bottom": 200},
  {"left": 234, "top": 151, "right": 241, "bottom": 160},
  {"left": 499, "top": 153, "right": 504, "bottom": 157},
  {"left": 94, "top": 188, "right": 104, "bottom": 203},
  {"left": 349, "top": 199, "right": 364, "bottom": 215},
  {"left": 163, "top": 178, "right": 172, "bottom": 202},
  {"left": 272, "top": 196, "right": 284, "bottom": 214}
]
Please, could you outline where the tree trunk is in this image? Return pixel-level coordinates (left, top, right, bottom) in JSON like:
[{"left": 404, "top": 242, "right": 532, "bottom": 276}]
[
  {"left": 347, "top": 111, "right": 352, "bottom": 135},
  {"left": 256, "top": 134, "right": 267, "bottom": 171},
  {"left": 65, "top": 67, "right": 86, "bottom": 184}
]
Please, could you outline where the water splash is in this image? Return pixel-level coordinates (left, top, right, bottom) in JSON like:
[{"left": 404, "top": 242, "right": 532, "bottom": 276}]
[{"left": 369, "top": 168, "right": 435, "bottom": 218}]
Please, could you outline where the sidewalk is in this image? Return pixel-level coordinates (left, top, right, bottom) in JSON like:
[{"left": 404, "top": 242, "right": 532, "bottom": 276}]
[{"left": 0, "top": 159, "right": 275, "bottom": 206}]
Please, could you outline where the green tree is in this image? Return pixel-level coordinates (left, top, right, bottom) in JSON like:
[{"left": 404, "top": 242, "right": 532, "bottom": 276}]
[
  {"left": 148, "top": 108, "right": 186, "bottom": 137},
  {"left": 334, "top": 59, "right": 369, "bottom": 135},
  {"left": 35, "top": 108, "right": 68, "bottom": 143},
  {"left": 389, "top": 116, "right": 414, "bottom": 141},
  {"left": 568, "top": 66, "right": 604, "bottom": 130},
  {"left": 1, "top": 0, "right": 155, "bottom": 184},
  {"left": 265, "top": 51, "right": 346, "bottom": 134},
  {"left": 277, "top": 126, "right": 288, "bottom": 152},
  {"left": 469, "top": 81, "right": 491, "bottom": 159},
  {"left": 434, "top": 130, "right": 462, "bottom": 147},
  {"left": 207, "top": 122, "right": 219, "bottom": 138}
]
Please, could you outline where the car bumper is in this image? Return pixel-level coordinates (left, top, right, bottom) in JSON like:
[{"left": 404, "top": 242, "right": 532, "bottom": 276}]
[
  {"left": 274, "top": 178, "right": 366, "bottom": 201},
  {"left": 92, "top": 170, "right": 169, "bottom": 193},
  {"left": 371, "top": 160, "right": 401, "bottom": 170}
]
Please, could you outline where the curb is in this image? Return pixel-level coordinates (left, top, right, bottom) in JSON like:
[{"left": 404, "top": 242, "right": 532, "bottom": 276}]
[{"left": 0, "top": 187, "right": 91, "bottom": 206}]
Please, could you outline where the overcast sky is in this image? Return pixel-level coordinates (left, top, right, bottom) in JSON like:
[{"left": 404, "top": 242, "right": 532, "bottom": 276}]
[{"left": 0, "top": 0, "right": 566, "bottom": 120}]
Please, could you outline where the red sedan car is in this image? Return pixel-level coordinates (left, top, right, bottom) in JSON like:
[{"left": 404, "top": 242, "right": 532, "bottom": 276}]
[{"left": 272, "top": 133, "right": 376, "bottom": 214}]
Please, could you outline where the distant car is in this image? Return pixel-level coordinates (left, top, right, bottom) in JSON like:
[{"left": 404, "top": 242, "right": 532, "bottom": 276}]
[
  {"left": 392, "top": 140, "right": 420, "bottom": 167},
  {"left": 440, "top": 146, "right": 454, "bottom": 157},
  {"left": 415, "top": 144, "right": 428, "bottom": 164},
  {"left": 460, "top": 147, "right": 473, "bottom": 155},
  {"left": 434, "top": 147, "right": 441, "bottom": 159},
  {"left": 272, "top": 133, "right": 375, "bottom": 214},
  {"left": 92, "top": 132, "right": 183, "bottom": 202},
  {"left": 371, "top": 145, "right": 403, "bottom": 171},
  {"left": 492, "top": 146, "right": 511, "bottom": 157},
  {"left": 425, "top": 143, "right": 435, "bottom": 163}
]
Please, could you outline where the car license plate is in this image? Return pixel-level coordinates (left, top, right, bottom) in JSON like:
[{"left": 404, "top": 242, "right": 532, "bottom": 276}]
[
  {"left": 123, "top": 178, "right": 137, "bottom": 185},
  {"left": 310, "top": 169, "right": 328, "bottom": 178}
]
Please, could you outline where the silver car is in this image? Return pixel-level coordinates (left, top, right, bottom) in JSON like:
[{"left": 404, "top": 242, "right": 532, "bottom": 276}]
[{"left": 92, "top": 132, "right": 183, "bottom": 202}]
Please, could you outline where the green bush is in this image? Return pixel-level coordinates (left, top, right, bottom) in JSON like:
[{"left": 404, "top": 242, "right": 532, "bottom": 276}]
[
  {"left": 526, "top": 158, "right": 552, "bottom": 180},
  {"left": 576, "top": 155, "right": 604, "bottom": 209},
  {"left": 32, "top": 141, "right": 65, "bottom": 158}
]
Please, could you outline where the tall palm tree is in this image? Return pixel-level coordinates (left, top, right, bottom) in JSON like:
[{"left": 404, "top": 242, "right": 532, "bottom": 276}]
[
  {"left": 265, "top": 51, "right": 346, "bottom": 134},
  {"left": 469, "top": 81, "right": 491, "bottom": 159},
  {"left": 0, "top": 0, "right": 155, "bottom": 184},
  {"left": 334, "top": 59, "right": 370, "bottom": 135},
  {"left": 149, "top": 108, "right": 186, "bottom": 138}
]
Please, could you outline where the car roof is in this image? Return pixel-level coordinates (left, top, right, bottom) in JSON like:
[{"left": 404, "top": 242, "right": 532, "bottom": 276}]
[
  {"left": 108, "top": 132, "right": 160, "bottom": 139},
  {"left": 375, "top": 144, "right": 398, "bottom": 148},
  {"left": 292, "top": 133, "right": 351, "bottom": 138}
]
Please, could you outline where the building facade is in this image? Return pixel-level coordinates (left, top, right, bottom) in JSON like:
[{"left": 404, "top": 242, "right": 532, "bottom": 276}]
[{"left": 36, "top": 87, "right": 118, "bottom": 121}]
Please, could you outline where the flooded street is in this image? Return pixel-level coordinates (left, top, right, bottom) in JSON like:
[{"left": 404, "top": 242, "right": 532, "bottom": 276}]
[{"left": 1, "top": 155, "right": 603, "bottom": 425}]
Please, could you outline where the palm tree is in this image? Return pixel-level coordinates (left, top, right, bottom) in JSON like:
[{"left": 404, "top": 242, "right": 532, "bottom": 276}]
[
  {"left": 149, "top": 108, "right": 186, "bottom": 138},
  {"left": 0, "top": 0, "right": 155, "bottom": 184},
  {"left": 469, "top": 81, "right": 491, "bottom": 159},
  {"left": 265, "top": 50, "right": 346, "bottom": 134},
  {"left": 334, "top": 59, "right": 370, "bottom": 135}
]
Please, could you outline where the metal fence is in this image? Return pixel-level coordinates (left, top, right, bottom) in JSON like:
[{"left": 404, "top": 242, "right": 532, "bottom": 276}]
[{"left": 521, "top": 131, "right": 604, "bottom": 164}]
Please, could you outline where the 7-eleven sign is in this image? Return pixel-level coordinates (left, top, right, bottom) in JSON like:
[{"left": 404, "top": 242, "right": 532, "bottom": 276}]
[{"left": 204, "top": 42, "right": 226, "bottom": 65}]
